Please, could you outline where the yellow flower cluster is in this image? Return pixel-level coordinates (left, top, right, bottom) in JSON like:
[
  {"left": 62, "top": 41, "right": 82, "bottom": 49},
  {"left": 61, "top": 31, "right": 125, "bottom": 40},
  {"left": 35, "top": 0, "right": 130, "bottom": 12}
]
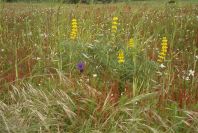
[
  {"left": 118, "top": 49, "right": 125, "bottom": 64},
  {"left": 157, "top": 37, "right": 168, "bottom": 63},
  {"left": 111, "top": 17, "right": 118, "bottom": 34},
  {"left": 128, "top": 38, "right": 134, "bottom": 48},
  {"left": 70, "top": 19, "right": 78, "bottom": 40}
]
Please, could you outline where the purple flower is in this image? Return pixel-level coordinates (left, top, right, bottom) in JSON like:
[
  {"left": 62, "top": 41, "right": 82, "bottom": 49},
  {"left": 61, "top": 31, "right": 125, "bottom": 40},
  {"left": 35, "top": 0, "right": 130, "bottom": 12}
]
[{"left": 77, "top": 62, "right": 84, "bottom": 73}]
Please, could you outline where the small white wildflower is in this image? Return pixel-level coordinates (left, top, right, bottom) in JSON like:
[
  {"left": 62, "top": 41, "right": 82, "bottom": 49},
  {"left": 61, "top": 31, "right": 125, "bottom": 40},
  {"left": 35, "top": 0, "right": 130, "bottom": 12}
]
[
  {"left": 188, "top": 70, "right": 195, "bottom": 77},
  {"left": 1, "top": 49, "right": 4, "bottom": 52},
  {"left": 182, "top": 76, "right": 190, "bottom": 81},
  {"left": 33, "top": 57, "right": 41, "bottom": 60},
  {"left": 40, "top": 33, "right": 48, "bottom": 38},
  {"left": 36, "top": 57, "right": 41, "bottom": 60},
  {"left": 195, "top": 55, "right": 198, "bottom": 60},
  {"left": 93, "top": 74, "right": 97, "bottom": 78},
  {"left": 185, "top": 77, "right": 190, "bottom": 81},
  {"left": 159, "top": 64, "right": 166, "bottom": 68}
]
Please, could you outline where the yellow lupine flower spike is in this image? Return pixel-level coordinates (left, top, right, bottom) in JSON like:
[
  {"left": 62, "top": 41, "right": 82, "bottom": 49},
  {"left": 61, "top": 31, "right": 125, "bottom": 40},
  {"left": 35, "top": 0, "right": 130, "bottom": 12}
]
[
  {"left": 70, "top": 18, "right": 78, "bottom": 40},
  {"left": 118, "top": 49, "right": 125, "bottom": 64},
  {"left": 111, "top": 16, "right": 118, "bottom": 34},
  {"left": 157, "top": 37, "right": 168, "bottom": 63},
  {"left": 113, "top": 17, "right": 118, "bottom": 21},
  {"left": 128, "top": 38, "right": 134, "bottom": 48}
]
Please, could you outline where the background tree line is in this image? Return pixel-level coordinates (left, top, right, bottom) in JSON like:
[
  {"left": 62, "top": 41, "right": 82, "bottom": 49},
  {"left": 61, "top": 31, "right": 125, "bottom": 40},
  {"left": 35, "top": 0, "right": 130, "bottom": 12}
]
[{"left": 4, "top": 0, "right": 150, "bottom": 4}]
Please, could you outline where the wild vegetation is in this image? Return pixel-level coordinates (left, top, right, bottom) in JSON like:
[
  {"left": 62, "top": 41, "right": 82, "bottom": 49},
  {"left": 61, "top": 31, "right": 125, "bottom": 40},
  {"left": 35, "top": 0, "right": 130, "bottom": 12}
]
[
  {"left": 2, "top": 0, "right": 160, "bottom": 4},
  {"left": 0, "top": 1, "right": 197, "bottom": 133}
]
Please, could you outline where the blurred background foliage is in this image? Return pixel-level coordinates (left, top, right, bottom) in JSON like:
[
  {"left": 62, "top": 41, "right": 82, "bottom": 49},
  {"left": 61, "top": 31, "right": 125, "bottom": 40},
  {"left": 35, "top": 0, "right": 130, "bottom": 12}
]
[
  {"left": 2, "top": 0, "right": 178, "bottom": 4},
  {"left": 3, "top": 0, "right": 198, "bottom": 4}
]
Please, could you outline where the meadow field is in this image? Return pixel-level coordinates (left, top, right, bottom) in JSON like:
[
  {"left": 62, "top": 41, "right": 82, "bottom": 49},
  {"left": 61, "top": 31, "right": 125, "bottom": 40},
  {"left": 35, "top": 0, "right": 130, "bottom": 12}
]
[{"left": 0, "top": 1, "right": 198, "bottom": 133}]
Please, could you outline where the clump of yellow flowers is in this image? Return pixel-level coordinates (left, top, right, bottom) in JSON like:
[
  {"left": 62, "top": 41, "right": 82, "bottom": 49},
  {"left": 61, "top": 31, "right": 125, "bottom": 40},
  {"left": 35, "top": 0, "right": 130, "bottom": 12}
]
[
  {"left": 111, "top": 17, "right": 118, "bottom": 34},
  {"left": 118, "top": 49, "right": 125, "bottom": 64},
  {"left": 128, "top": 38, "right": 134, "bottom": 48},
  {"left": 157, "top": 37, "right": 168, "bottom": 63},
  {"left": 70, "top": 18, "right": 78, "bottom": 40}
]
